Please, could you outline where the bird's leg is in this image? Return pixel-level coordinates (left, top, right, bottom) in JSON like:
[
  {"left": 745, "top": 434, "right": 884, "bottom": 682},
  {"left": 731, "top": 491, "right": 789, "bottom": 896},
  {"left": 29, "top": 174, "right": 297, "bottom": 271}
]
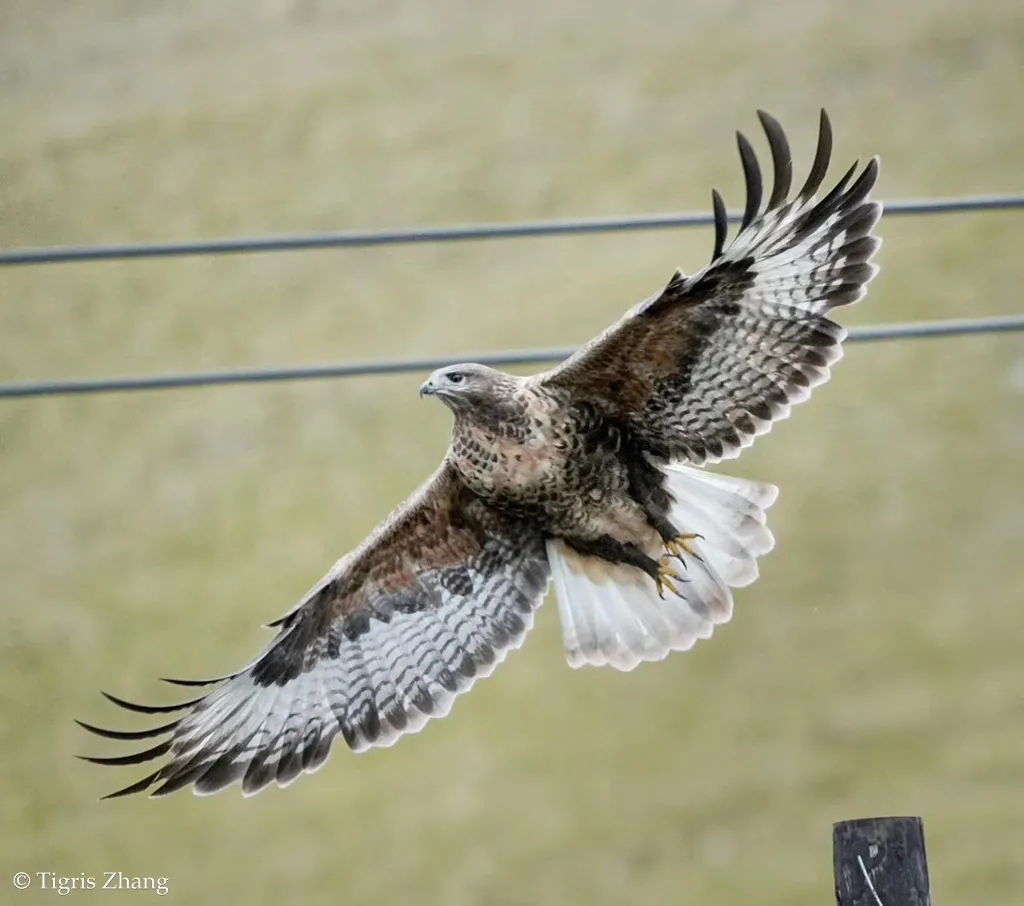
[
  {"left": 560, "top": 534, "right": 685, "bottom": 599},
  {"left": 646, "top": 513, "right": 704, "bottom": 565}
]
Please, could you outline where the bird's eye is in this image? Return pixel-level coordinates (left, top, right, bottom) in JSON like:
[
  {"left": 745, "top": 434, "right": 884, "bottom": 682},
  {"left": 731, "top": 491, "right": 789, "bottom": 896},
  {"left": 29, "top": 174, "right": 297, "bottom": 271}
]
[{"left": 447, "top": 372, "right": 465, "bottom": 384}]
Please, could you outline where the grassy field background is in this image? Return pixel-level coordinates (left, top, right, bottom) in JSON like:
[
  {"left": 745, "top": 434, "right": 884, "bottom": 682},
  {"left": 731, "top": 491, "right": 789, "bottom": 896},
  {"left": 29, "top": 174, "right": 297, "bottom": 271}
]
[{"left": 2, "top": 1, "right": 1023, "bottom": 903}]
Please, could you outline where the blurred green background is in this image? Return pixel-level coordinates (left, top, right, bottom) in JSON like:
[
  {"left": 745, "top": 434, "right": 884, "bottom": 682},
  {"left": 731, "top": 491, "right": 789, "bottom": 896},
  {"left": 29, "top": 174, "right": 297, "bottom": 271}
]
[{"left": 2, "top": 1, "right": 1022, "bottom": 903}]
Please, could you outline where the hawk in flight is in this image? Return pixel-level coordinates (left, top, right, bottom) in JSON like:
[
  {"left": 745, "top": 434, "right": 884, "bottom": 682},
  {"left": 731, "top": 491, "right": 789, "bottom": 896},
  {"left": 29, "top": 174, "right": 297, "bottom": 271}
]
[{"left": 80, "top": 110, "right": 881, "bottom": 798}]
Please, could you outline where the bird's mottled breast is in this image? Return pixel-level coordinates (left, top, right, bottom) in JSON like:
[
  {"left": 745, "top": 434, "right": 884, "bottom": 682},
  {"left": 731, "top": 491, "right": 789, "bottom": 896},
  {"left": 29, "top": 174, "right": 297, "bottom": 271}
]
[{"left": 450, "top": 386, "right": 573, "bottom": 506}]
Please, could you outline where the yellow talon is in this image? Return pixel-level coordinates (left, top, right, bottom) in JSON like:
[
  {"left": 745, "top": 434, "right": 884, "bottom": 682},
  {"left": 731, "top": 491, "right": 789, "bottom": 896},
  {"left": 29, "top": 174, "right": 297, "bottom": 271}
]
[
  {"left": 665, "top": 533, "right": 701, "bottom": 560},
  {"left": 655, "top": 557, "right": 685, "bottom": 598}
]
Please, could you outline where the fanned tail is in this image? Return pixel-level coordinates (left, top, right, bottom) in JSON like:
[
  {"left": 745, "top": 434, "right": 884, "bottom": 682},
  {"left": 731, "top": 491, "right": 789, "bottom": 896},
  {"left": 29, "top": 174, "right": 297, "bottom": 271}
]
[{"left": 548, "top": 464, "right": 777, "bottom": 671}]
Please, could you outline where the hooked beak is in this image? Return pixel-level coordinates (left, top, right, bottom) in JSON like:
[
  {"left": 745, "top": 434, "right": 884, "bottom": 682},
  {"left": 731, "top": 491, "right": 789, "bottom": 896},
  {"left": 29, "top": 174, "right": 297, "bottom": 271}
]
[{"left": 419, "top": 378, "right": 435, "bottom": 398}]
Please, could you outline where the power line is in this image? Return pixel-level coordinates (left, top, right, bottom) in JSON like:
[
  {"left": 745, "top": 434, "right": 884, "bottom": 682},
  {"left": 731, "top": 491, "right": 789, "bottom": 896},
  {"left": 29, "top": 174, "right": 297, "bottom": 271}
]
[
  {"left": 1, "top": 315, "right": 1021, "bottom": 400},
  {"left": 1, "top": 194, "right": 1022, "bottom": 267}
]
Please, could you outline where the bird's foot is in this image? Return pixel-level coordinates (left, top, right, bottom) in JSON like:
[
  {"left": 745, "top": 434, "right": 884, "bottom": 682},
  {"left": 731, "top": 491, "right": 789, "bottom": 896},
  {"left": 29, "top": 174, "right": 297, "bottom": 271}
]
[
  {"left": 665, "top": 533, "right": 703, "bottom": 562},
  {"left": 654, "top": 556, "right": 687, "bottom": 599}
]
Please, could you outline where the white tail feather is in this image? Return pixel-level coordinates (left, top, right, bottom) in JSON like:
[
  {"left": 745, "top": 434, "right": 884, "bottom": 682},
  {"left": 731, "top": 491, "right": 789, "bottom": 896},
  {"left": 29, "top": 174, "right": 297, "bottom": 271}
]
[{"left": 548, "top": 464, "right": 777, "bottom": 671}]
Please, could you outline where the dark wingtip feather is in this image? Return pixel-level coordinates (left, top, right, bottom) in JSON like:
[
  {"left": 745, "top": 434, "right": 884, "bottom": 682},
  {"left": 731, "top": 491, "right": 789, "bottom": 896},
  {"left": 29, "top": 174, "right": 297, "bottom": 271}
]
[
  {"left": 101, "top": 690, "right": 203, "bottom": 714},
  {"left": 193, "top": 757, "right": 251, "bottom": 796},
  {"left": 823, "top": 159, "right": 859, "bottom": 204},
  {"left": 794, "top": 159, "right": 859, "bottom": 239},
  {"left": 867, "top": 154, "right": 881, "bottom": 182},
  {"left": 151, "top": 764, "right": 213, "bottom": 798},
  {"left": 76, "top": 718, "right": 178, "bottom": 742},
  {"left": 797, "top": 109, "right": 833, "bottom": 200},
  {"left": 77, "top": 740, "right": 173, "bottom": 767},
  {"left": 160, "top": 675, "right": 228, "bottom": 688},
  {"left": 100, "top": 770, "right": 162, "bottom": 800},
  {"left": 276, "top": 745, "right": 306, "bottom": 788},
  {"left": 241, "top": 755, "right": 277, "bottom": 797},
  {"left": 756, "top": 110, "right": 793, "bottom": 209},
  {"left": 735, "top": 131, "right": 763, "bottom": 231},
  {"left": 711, "top": 189, "right": 728, "bottom": 260},
  {"left": 844, "top": 156, "right": 881, "bottom": 208}
]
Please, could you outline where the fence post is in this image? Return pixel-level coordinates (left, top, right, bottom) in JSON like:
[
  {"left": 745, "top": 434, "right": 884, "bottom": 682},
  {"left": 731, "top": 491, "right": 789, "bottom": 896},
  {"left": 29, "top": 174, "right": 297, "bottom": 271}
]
[{"left": 833, "top": 816, "right": 931, "bottom": 905}]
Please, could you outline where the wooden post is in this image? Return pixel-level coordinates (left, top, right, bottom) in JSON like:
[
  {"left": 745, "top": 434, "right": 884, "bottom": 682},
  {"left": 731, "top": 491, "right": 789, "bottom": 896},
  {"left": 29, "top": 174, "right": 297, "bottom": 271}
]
[{"left": 833, "top": 816, "right": 931, "bottom": 905}]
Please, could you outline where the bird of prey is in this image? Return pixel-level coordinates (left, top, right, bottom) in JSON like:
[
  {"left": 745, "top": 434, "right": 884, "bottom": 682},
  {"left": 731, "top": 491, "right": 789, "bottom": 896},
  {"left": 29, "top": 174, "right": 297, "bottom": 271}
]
[{"left": 79, "top": 110, "right": 881, "bottom": 799}]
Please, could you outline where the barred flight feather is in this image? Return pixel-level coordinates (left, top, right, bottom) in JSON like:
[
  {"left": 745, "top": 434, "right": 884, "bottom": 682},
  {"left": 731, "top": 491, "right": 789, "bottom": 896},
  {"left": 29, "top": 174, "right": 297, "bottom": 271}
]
[
  {"left": 542, "top": 108, "right": 881, "bottom": 467},
  {"left": 79, "top": 466, "right": 550, "bottom": 798}
]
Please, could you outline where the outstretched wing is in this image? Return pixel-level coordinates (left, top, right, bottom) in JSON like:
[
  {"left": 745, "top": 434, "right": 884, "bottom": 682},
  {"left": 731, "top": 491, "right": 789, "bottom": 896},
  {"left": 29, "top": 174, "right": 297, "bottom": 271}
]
[
  {"left": 540, "top": 109, "right": 882, "bottom": 465},
  {"left": 78, "top": 463, "right": 550, "bottom": 798}
]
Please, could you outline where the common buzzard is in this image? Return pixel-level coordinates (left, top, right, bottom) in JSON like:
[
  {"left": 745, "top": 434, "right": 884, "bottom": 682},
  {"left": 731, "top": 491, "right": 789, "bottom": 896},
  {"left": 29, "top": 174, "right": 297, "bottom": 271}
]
[{"left": 80, "top": 110, "right": 881, "bottom": 798}]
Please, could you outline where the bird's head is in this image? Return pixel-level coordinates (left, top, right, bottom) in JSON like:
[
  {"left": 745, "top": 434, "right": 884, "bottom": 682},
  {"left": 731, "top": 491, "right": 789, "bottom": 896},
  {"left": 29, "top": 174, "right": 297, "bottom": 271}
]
[{"left": 419, "top": 363, "right": 512, "bottom": 415}]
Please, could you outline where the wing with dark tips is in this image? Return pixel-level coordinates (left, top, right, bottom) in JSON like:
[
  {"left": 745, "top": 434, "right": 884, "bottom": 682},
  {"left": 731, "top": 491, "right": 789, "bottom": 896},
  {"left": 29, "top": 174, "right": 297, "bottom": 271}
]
[
  {"left": 79, "top": 463, "right": 550, "bottom": 799},
  {"left": 540, "top": 109, "right": 882, "bottom": 465}
]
